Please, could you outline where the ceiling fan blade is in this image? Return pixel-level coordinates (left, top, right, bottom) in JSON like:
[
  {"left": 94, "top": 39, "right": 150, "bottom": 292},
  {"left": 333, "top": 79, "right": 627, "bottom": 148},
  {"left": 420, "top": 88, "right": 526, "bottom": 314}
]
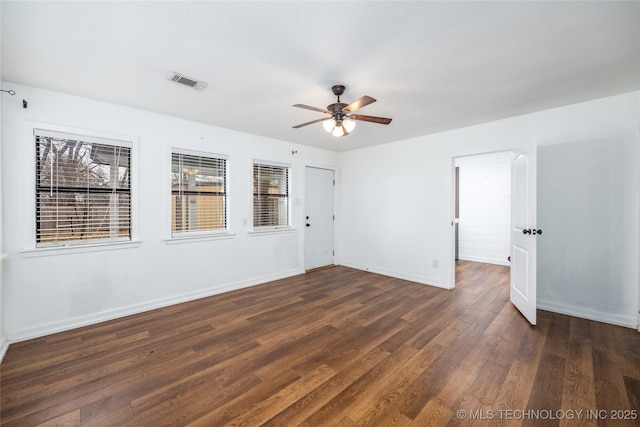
[
  {"left": 293, "top": 104, "right": 331, "bottom": 114},
  {"left": 343, "top": 96, "right": 376, "bottom": 113},
  {"left": 350, "top": 114, "right": 392, "bottom": 125},
  {"left": 292, "top": 117, "right": 331, "bottom": 129}
]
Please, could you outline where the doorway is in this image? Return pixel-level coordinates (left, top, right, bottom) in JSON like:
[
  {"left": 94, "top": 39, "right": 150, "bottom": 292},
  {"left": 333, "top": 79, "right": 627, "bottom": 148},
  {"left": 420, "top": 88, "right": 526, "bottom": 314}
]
[
  {"left": 305, "top": 167, "right": 335, "bottom": 270},
  {"left": 454, "top": 151, "right": 512, "bottom": 267},
  {"left": 451, "top": 143, "right": 539, "bottom": 326}
]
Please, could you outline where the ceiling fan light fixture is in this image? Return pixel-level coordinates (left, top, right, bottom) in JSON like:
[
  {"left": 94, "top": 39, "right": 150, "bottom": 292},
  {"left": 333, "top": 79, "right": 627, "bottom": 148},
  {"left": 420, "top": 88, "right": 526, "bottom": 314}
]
[
  {"left": 332, "top": 123, "right": 347, "bottom": 137},
  {"left": 342, "top": 117, "right": 356, "bottom": 133},
  {"left": 322, "top": 118, "right": 336, "bottom": 132}
]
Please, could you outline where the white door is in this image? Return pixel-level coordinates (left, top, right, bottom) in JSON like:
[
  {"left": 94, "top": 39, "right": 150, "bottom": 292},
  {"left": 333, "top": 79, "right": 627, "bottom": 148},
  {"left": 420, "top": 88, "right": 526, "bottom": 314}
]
[
  {"left": 510, "top": 142, "right": 538, "bottom": 325},
  {"left": 305, "top": 167, "right": 335, "bottom": 270}
]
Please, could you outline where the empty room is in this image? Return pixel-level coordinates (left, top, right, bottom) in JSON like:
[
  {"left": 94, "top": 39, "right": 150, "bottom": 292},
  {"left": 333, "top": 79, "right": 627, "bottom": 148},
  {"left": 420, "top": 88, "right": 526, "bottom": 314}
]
[{"left": 1, "top": 1, "right": 639, "bottom": 426}]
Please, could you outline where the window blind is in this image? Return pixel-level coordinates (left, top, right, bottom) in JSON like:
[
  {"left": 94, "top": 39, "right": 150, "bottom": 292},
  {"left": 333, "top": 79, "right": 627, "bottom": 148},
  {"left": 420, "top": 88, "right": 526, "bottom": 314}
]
[
  {"left": 35, "top": 134, "right": 131, "bottom": 246},
  {"left": 253, "top": 161, "right": 290, "bottom": 228},
  {"left": 171, "top": 152, "right": 227, "bottom": 235}
]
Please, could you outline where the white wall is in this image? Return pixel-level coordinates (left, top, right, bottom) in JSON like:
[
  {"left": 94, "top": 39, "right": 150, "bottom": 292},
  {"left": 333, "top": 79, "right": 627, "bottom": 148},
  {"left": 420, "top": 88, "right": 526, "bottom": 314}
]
[
  {"left": 0, "top": 5, "right": 7, "bottom": 362},
  {"left": 455, "top": 152, "right": 511, "bottom": 266},
  {"left": 2, "top": 84, "right": 638, "bottom": 343},
  {"left": 537, "top": 138, "right": 639, "bottom": 327},
  {"left": 1, "top": 83, "right": 338, "bottom": 341},
  {"left": 337, "top": 91, "right": 640, "bottom": 328}
]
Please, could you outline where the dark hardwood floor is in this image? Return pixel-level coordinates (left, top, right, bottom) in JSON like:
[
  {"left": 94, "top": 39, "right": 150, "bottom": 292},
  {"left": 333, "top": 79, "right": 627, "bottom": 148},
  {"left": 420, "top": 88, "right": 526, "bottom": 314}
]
[{"left": 2, "top": 261, "right": 639, "bottom": 426}]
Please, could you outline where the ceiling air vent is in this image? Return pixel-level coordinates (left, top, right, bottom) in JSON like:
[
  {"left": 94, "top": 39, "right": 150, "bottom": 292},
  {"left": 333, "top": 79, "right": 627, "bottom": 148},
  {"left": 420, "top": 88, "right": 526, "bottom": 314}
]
[{"left": 168, "top": 72, "right": 208, "bottom": 90}]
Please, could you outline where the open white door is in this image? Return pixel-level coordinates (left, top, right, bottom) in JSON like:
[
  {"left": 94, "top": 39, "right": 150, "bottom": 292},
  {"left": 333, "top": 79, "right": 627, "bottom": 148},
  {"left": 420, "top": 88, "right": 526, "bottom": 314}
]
[
  {"left": 511, "top": 142, "right": 538, "bottom": 325},
  {"left": 305, "top": 167, "right": 335, "bottom": 270}
]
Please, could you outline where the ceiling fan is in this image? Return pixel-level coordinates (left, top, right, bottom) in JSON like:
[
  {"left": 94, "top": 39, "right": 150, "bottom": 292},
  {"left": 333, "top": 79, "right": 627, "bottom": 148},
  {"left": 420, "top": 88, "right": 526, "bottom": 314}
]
[{"left": 292, "top": 85, "right": 392, "bottom": 137}]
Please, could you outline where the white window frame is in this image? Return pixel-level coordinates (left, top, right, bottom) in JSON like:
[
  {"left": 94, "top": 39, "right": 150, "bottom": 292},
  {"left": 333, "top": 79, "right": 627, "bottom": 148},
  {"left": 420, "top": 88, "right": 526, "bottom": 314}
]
[
  {"left": 251, "top": 159, "right": 292, "bottom": 233},
  {"left": 20, "top": 125, "right": 140, "bottom": 257},
  {"left": 169, "top": 148, "right": 231, "bottom": 241},
  {"left": 33, "top": 128, "right": 133, "bottom": 248}
]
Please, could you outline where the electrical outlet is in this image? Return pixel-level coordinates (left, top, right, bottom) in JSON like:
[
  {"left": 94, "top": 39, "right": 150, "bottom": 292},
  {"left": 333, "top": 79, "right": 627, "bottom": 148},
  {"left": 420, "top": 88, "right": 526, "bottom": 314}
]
[{"left": 432, "top": 259, "right": 439, "bottom": 268}]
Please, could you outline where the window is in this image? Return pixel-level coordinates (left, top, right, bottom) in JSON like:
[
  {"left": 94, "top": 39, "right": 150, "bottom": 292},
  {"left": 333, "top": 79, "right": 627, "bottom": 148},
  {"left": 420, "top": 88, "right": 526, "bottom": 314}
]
[
  {"left": 172, "top": 151, "right": 227, "bottom": 235},
  {"left": 253, "top": 161, "right": 290, "bottom": 229},
  {"left": 35, "top": 130, "right": 131, "bottom": 246}
]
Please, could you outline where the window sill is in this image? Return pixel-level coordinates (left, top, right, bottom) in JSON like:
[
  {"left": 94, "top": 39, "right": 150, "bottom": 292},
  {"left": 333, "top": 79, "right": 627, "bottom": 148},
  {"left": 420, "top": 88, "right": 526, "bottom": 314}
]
[
  {"left": 164, "top": 232, "right": 235, "bottom": 245},
  {"left": 20, "top": 240, "right": 142, "bottom": 257},
  {"left": 248, "top": 227, "right": 296, "bottom": 237}
]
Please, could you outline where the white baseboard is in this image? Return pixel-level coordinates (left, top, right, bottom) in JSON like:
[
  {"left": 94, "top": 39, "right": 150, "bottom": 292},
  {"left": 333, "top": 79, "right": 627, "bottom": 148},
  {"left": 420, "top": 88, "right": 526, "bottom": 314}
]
[
  {"left": 337, "top": 261, "right": 451, "bottom": 290},
  {"left": 12, "top": 266, "right": 635, "bottom": 343},
  {"left": 458, "top": 255, "right": 510, "bottom": 266},
  {"left": 9, "top": 268, "right": 305, "bottom": 343},
  {"left": 538, "top": 299, "right": 638, "bottom": 330},
  {"left": 0, "top": 334, "right": 9, "bottom": 364}
]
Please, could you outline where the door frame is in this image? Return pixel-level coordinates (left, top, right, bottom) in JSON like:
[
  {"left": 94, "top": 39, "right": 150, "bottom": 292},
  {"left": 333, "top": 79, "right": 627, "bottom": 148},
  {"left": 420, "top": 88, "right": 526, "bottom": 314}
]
[
  {"left": 449, "top": 141, "right": 536, "bottom": 294},
  {"left": 304, "top": 165, "right": 336, "bottom": 271}
]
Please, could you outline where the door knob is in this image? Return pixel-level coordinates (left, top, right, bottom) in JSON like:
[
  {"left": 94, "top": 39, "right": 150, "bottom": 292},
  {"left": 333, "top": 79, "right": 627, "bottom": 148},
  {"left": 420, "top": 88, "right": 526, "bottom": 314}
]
[
  {"left": 523, "top": 228, "right": 542, "bottom": 235},
  {"left": 306, "top": 223, "right": 310, "bottom": 227}
]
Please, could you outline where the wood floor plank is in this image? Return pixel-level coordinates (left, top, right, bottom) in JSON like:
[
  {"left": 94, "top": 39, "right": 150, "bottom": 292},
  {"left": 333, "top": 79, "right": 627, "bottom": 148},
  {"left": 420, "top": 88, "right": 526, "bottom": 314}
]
[
  {"left": 469, "top": 318, "right": 550, "bottom": 427},
  {"left": 593, "top": 348, "right": 634, "bottom": 427},
  {"left": 543, "top": 312, "right": 570, "bottom": 359},
  {"left": 2, "top": 261, "right": 637, "bottom": 426},
  {"left": 397, "top": 315, "right": 498, "bottom": 420},
  {"left": 33, "top": 409, "right": 81, "bottom": 427},
  {"left": 261, "top": 347, "right": 391, "bottom": 427},
  {"left": 522, "top": 352, "right": 567, "bottom": 427},
  {"left": 297, "top": 344, "right": 419, "bottom": 426},
  {"left": 183, "top": 369, "right": 301, "bottom": 427},
  {"left": 226, "top": 363, "right": 337, "bottom": 426},
  {"left": 623, "top": 376, "right": 640, "bottom": 419},
  {"left": 409, "top": 400, "right": 454, "bottom": 427},
  {"left": 560, "top": 317, "right": 596, "bottom": 427}
]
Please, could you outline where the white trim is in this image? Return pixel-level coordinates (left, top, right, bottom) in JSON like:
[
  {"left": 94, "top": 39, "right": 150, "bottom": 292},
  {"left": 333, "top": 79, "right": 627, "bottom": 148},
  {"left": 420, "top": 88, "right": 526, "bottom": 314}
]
[
  {"left": 27, "top": 121, "right": 136, "bottom": 148},
  {"left": 34, "top": 128, "right": 133, "bottom": 148},
  {"left": 450, "top": 149, "right": 515, "bottom": 290},
  {"left": 250, "top": 158, "right": 292, "bottom": 232},
  {"left": 0, "top": 335, "right": 9, "bottom": 364},
  {"left": 165, "top": 144, "right": 232, "bottom": 240},
  {"left": 20, "top": 240, "right": 142, "bottom": 257},
  {"left": 303, "top": 165, "right": 337, "bottom": 271},
  {"left": 248, "top": 227, "right": 296, "bottom": 237},
  {"left": 164, "top": 232, "right": 235, "bottom": 244},
  {"left": 169, "top": 149, "right": 231, "bottom": 238},
  {"left": 538, "top": 298, "right": 638, "bottom": 329},
  {"left": 337, "top": 260, "right": 451, "bottom": 290},
  {"left": 457, "top": 255, "right": 510, "bottom": 266},
  {"left": 8, "top": 268, "right": 305, "bottom": 343},
  {"left": 171, "top": 146, "right": 229, "bottom": 160},
  {"left": 253, "top": 158, "right": 291, "bottom": 169},
  {"left": 22, "top": 120, "right": 141, "bottom": 249}
]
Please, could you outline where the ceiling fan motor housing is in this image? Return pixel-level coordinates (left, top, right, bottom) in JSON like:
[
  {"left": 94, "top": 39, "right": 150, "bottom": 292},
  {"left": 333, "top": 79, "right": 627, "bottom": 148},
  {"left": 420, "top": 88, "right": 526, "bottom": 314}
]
[{"left": 328, "top": 103, "right": 348, "bottom": 117}]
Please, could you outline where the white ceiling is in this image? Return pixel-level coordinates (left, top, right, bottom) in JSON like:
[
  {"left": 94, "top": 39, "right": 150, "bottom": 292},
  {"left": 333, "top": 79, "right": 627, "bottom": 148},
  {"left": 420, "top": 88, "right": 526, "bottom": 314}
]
[{"left": 2, "top": 1, "right": 639, "bottom": 152}]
